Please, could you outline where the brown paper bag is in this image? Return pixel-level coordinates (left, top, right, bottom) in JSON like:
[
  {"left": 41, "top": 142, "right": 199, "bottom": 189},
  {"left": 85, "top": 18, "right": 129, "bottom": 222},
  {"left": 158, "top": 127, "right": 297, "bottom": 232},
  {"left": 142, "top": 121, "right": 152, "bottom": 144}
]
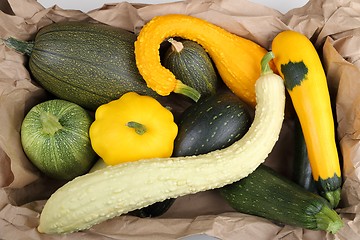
[{"left": 1, "top": 0, "right": 360, "bottom": 239}]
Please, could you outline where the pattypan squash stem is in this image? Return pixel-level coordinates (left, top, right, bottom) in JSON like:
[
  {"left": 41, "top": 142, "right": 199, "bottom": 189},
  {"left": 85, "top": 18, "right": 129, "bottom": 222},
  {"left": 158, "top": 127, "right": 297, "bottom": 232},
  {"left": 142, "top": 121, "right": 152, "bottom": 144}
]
[{"left": 127, "top": 121, "right": 147, "bottom": 135}]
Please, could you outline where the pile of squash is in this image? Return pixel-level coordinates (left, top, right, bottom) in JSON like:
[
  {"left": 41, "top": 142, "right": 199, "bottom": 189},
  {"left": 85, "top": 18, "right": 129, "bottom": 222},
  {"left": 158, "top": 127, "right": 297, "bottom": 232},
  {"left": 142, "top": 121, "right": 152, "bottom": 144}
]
[{"left": 4, "top": 14, "right": 343, "bottom": 235}]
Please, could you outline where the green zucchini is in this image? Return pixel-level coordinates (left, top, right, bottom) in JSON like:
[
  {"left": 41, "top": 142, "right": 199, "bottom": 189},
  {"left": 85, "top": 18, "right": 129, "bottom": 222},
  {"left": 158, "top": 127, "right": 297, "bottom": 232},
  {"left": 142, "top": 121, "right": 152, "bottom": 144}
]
[
  {"left": 21, "top": 99, "right": 97, "bottom": 180},
  {"left": 293, "top": 117, "right": 317, "bottom": 193},
  {"left": 129, "top": 198, "right": 176, "bottom": 218},
  {"left": 169, "top": 90, "right": 251, "bottom": 217},
  {"left": 162, "top": 38, "right": 219, "bottom": 96},
  {"left": 173, "top": 89, "right": 252, "bottom": 157},
  {"left": 4, "top": 21, "right": 157, "bottom": 111},
  {"left": 219, "top": 164, "right": 343, "bottom": 233}
]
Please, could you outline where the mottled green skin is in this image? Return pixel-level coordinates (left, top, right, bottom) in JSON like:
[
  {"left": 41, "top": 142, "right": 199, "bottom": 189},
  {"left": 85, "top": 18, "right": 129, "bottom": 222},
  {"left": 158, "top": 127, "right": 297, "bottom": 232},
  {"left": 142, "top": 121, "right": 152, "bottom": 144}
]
[
  {"left": 219, "top": 165, "right": 343, "bottom": 233},
  {"left": 163, "top": 39, "right": 219, "bottom": 96},
  {"left": 21, "top": 99, "right": 97, "bottom": 180},
  {"left": 173, "top": 90, "right": 251, "bottom": 157},
  {"left": 293, "top": 117, "right": 318, "bottom": 193},
  {"left": 281, "top": 61, "right": 308, "bottom": 90},
  {"left": 28, "top": 22, "right": 156, "bottom": 110}
]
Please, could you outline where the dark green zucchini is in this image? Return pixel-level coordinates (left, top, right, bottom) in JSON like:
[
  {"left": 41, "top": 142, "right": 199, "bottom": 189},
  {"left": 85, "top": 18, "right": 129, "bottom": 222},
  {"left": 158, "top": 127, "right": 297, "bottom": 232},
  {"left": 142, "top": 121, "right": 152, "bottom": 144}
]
[
  {"left": 172, "top": 90, "right": 252, "bottom": 157},
  {"left": 219, "top": 164, "right": 343, "bottom": 233},
  {"left": 130, "top": 198, "right": 176, "bottom": 218},
  {"left": 162, "top": 90, "right": 251, "bottom": 216},
  {"left": 4, "top": 21, "right": 157, "bottom": 110},
  {"left": 162, "top": 38, "right": 219, "bottom": 96},
  {"left": 293, "top": 117, "right": 318, "bottom": 193}
]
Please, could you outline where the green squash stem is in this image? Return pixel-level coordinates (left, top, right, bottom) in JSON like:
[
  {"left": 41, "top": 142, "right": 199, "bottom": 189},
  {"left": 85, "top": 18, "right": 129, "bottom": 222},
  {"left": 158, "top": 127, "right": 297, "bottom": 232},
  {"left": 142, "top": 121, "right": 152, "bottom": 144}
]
[
  {"left": 127, "top": 121, "right": 147, "bottom": 135},
  {"left": 261, "top": 51, "right": 275, "bottom": 75},
  {"left": 174, "top": 80, "right": 201, "bottom": 102},
  {"left": 40, "top": 111, "right": 63, "bottom": 135},
  {"left": 324, "top": 189, "right": 341, "bottom": 210},
  {"left": 3, "top": 37, "right": 34, "bottom": 55},
  {"left": 315, "top": 205, "right": 344, "bottom": 234}
]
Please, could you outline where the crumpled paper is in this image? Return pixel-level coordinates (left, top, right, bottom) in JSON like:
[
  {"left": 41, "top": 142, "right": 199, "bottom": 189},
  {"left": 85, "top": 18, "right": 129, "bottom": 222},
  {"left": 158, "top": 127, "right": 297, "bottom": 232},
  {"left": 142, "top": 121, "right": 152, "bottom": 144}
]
[{"left": 1, "top": 0, "right": 360, "bottom": 239}]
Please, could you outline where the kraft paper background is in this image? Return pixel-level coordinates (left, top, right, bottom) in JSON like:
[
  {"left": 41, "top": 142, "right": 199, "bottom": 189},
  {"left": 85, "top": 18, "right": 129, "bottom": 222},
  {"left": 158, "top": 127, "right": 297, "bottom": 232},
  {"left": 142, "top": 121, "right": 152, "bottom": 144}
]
[{"left": 1, "top": 0, "right": 360, "bottom": 239}]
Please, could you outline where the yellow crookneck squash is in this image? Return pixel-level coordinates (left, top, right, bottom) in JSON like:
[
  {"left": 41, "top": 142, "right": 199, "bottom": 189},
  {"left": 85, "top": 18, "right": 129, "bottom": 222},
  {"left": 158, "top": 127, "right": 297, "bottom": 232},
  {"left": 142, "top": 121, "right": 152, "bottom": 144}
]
[
  {"left": 135, "top": 14, "right": 270, "bottom": 106},
  {"left": 89, "top": 92, "right": 178, "bottom": 165},
  {"left": 271, "top": 30, "right": 342, "bottom": 208}
]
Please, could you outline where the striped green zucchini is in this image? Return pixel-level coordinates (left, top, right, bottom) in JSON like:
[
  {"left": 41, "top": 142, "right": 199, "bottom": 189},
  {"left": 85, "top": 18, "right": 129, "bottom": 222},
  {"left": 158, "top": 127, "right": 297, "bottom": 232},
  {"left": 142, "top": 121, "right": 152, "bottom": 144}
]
[
  {"left": 293, "top": 117, "right": 318, "bottom": 193},
  {"left": 4, "top": 21, "right": 157, "bottom": 110},
  {"left": 219, "top": 164, "right": 343, "bottom": 233}
]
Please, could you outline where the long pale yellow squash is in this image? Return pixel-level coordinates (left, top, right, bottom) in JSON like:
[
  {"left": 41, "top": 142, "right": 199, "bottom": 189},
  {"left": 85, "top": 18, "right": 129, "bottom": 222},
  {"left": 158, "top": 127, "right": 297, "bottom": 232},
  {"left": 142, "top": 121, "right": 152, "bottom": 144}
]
[
  {"left": 135, "top": 14, "right": 270, "bottom": 106},
  {"left": 271, "top": 30, "right": 341, "bottom": 208}
]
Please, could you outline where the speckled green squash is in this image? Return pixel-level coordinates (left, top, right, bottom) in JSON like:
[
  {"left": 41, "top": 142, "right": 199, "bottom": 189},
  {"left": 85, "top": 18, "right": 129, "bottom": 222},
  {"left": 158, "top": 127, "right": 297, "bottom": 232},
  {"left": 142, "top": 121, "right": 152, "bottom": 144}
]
[
  {"left": 162, "top": 38, "right": 219, "bottom": 96},
  {"left": 293, "top": 117, "right": 317, "bottom": 193},
  {"left": 172, "top": 90, "right": 252, "bottom": 157},
  {"left": 219, "top": 164, "right": 343, "bottom": 233},
  {"left": 21, "top": 99, "right": 97, "bottom": 180},
  {"left": 4, "top": 22, "right": 156, "bottom": 110}
]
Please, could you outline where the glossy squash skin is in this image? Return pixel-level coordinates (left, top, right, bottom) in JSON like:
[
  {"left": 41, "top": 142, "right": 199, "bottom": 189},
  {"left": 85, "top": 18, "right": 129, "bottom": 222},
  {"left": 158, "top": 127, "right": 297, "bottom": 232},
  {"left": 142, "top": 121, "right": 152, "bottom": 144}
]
[
  {"left": 135, "top": 14, "right": 270, "bottom": 106},
  {"left": 4, "top": 21, "right": 157, "bottom": 111},
  {"left": 219, "top": 164, "right": 343, "bottom": 234},
  {"left": 173, "top": 90, "right": 252, "bottom": 157},
  {"left": 293, "top": 117, "right": 318, "bottom": 193},
  {"left": 271, "top": 30, "right": 342, "bottom": 208}
]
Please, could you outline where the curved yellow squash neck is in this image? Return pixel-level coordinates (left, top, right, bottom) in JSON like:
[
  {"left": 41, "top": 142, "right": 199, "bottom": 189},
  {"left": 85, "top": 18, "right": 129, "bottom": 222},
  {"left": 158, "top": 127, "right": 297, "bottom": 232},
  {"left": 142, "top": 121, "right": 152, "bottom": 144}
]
[{"left": 135, "top": 14, "right": 269, "bottom": 106}]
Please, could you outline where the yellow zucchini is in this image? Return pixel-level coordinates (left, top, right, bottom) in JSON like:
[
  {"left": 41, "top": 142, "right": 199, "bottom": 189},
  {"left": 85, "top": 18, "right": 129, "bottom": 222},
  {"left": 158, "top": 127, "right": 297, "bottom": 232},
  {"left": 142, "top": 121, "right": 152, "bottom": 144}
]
[
  {"left": 271, "top": 30, "right": 341, "bottom": 208},
  {"left": 37, "top": 53, "right": 285, "bottom": 234},
  {"left": 135, "top": 14, "right": 270, "bottom": 106}
]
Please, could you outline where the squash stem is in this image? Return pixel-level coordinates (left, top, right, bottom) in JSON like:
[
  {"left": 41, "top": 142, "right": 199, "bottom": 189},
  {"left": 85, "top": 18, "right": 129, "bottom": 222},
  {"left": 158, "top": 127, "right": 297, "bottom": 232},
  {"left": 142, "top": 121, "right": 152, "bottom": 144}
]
[
  {"left": 3, "top": 37, "right": 34, "bottom": 56},
  {"left": 174, "top": 80, "right": 201, "bottom": 102},
  {"left": 261, "top": 52, "right": 275, "bottom": 76},
  {"left": 324, "top": 188, "right": 341, "bottom": 209},
  {"left": 168, "top": 38, "right": 184, "bottom": 52},
  {"left": 127, "top": 121, "right": 147, "bottom": 135},
  {"left": 314, "top": 204, "right": 344, "bottom": 234},
  {"left": 40, "top": 112, "right": 63, "bottom": 135}
]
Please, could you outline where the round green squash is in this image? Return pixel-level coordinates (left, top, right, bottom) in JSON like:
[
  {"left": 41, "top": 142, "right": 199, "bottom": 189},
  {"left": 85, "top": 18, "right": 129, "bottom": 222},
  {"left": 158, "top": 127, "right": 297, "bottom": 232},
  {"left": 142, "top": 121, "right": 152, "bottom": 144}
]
[{"left": 21, "top": 99, "right": 97, "bottom": 180}]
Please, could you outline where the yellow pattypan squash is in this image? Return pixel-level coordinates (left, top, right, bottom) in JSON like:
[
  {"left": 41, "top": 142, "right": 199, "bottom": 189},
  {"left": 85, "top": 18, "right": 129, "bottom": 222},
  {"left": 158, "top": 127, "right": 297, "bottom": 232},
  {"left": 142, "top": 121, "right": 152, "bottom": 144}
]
[{"left": 89, "top": 92, "right": 178, "bottom": 165}]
